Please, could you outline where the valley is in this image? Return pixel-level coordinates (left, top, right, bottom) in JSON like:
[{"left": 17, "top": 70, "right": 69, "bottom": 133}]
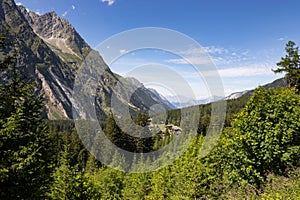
[{"left": 0, "top": 0, "right": 300, "bottom": 199}]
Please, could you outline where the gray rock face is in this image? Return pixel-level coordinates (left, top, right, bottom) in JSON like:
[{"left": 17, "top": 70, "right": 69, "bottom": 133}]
[
  {"left": 18, "top": 6, "right": 90, "bottom": 59},
  {"left": 0, "top": 0, "right": 75, "bottom": 119},
  {"left": 1, "top": 0, "right": 174, "bottom": 120}
]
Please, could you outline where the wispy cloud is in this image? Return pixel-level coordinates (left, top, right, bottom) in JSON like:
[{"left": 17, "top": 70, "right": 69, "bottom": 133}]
[
  {"left": 217, "top": 63, "right": 274, "bottom": 77},
  {"left": 101, "top": 0, "right": 116, "bottom": 6},
  {"left": 278, "top": 36, "right": 287, "bottom": 41},
  {"left": 62, "top": 11, "right": 68, "bottom": 17},
  {"left": 203, "top": 46, "right": 228, "bottom": 54},
  {"left": 62, "top": 5, "right": 76, "bottom": 17},
  {"left": 165, "top": 57, "right": 212, "bottom": 65},
  {"left": 181, "top": 62, "right": 275, "bottom": 79},
  {"left": 119, "top": 49, "right": 127, "bottom": 54},
  {"left": 164, "top": 47, "right": 221, "bottom": 65},
  {"left": 165, "top": 46, "right": 251, "bottom": 66}
]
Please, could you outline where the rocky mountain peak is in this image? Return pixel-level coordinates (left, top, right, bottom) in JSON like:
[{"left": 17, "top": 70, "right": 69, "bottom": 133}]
[{"left": 18, "top": 5, "right": 90, "bottom": 58}]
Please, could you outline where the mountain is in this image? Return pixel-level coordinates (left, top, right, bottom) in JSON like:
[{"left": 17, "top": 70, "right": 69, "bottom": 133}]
[
  {"left": 167, "top": 78, "right": 287, "bottom": 108},
  {"left": 18, "top": 5, "right": 90, "bottom": 69},
  {"left": 224, "top": 90, "right": 250, "bottom": 100},
  {"left": 166, "top": 95, "right": 223, "bottom": 108},
  {"left": 0, "top": 0, "right": 174, "bottom": 120},
  {"left": 165, "top": 95, "right": 198, "bottom": 108},
  {"left": 225, "top": 78, "right": 287, "bottom": 100},
  {"left": 147, "top": 88, "right": 176, "bottom": 110},
  {"left": 1, "top": 0, "right": 76, "bottom": 119}
]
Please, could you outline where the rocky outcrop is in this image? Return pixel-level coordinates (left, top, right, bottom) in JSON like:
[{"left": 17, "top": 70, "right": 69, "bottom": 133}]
[{"left": 18, "top": 5, "right": 90, "bottom": 59}]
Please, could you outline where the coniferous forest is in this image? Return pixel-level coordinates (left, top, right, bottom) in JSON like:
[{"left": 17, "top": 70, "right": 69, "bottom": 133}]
[{"left": 1, "top": 32, "right": 300, "bottom": 200}]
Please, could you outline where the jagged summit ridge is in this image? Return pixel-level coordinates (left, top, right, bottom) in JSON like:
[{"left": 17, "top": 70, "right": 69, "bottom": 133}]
[{"left": 18, "top": 5, "right": 90, "bottom": 58}]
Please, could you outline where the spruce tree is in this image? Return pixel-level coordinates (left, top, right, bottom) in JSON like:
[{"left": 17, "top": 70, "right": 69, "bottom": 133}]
[{"left": 0, "top": 34, "right": 52, "bottom": 198}]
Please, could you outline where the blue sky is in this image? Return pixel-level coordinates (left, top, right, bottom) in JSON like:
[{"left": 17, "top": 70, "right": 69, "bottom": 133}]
[{"left": 16, "top": 0, "right": 300, "bottom": 99}]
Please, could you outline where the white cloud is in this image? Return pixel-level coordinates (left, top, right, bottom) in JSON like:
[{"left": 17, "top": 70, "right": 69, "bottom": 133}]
[
  {"left": 217, "top": 64, "right": 274, "bottom": 77},
  {"left": 165, "top": 46, "right": 252, "bottom": 67},
  {"left": 119, "top": 49, "right": 127, "bottom": 54},
  {"left": 62, "top": 5, "right": 76, "bottom": 17},
  {"left": 164, "top": 47, "right": 222, "bottom": 65},
  {"left": 176, "top": 46, "right": 227, "bottom": 56},
  {"left": 179, "top": 62, "right": 275, "bottom": 79},
  {"left": 62, "top": 11, "right": 68, "bottom": 17},
  {"left": 101, "top": 0, "right": 116, "bottom": 6},
  {"left": 165, "top": 57, "right": 212, "bottom": 65},
  {"left": 203, "top": 46, "right": 228, "bottom": 54},
  {"left": 194, "top": 63, "right": 274, "bottom": 78},
  {"left": 278, "top": 36, "right": 287, "bottom": 41},
  {"left": 241, "top": 51, "right": 249, "bottom": 56}
]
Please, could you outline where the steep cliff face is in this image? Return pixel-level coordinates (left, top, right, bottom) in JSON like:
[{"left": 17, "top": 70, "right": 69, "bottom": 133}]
[
  {"left": 18, "top": 5, "right": 90, "bottom": 70},
  {"left": 0, "top": 0, "right": 74, "bottom": 119},
  {"left": 0, "top": 0, "right": 174, "bottom": 120}
]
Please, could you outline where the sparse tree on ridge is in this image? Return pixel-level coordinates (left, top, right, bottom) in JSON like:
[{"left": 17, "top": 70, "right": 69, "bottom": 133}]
[{"left": 273, "top": 41, "right": 300, "bottom": 90}]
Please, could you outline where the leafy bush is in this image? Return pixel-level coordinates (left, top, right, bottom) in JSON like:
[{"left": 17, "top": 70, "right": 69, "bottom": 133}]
[{"left": 209, "top": 87, "right": 300, "bottom": 189}]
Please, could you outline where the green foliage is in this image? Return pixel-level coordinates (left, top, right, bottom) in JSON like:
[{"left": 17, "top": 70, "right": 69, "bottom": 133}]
[
  {"left": 48, "top": 145, "right": 86, "bottom": 200},
  {"left": 86, "top": 167, "right": 125, "bottom": 200},
  {"left": 0, "top": 33, "right": 53, "bottom": 199},
  {"left": 234, "top": 87, "right": 300, "bottom": 180},
  {"left": 2, "top": 32, "right": 300, "bottom": 199},
  {"left": 122, "top": 172, "right": 151, "bottom": 200},
  {"left": 44, "top": 86, "right": 300, "bottom": 199},
  {"left": 218, "top": 168, "right": 300, "bottom": 200},
  {"left": 273, "top": 41, "right": 300, "bottom": 90},
  {"left": 43, "top": 86, "right": 300, "bottom": 200},
  {"left": 167, "top": 94, "right": 250, "bottom": 136},
  {"left": 259, "top": 168, "right": 300, "bottom": 200},
  {"left": 208, "top": 87, "right": 300, "bottom": 190}
]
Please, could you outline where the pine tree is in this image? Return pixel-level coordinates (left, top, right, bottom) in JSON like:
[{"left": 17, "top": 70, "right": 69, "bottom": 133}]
[
  {"left": 273, "top": 41, "right": 300, "bottom": 90},
  {"left": 0, "top": 34, "right": 52, "bottom": 199},
  {"left": 104, "top": 113, "right": 122, "bottom": 147},
  {"left": 48, "top": 144, "right": 75, "bottom": 200},
  {"left": 122, "top": 155, "right": 152, "bottom": 199}
]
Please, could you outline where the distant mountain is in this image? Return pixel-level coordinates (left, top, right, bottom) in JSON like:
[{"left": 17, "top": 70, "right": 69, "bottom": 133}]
[
  {"left": 147, "top": 88, "right": 176, "bottom": 110},
  {"left": 165, "top": 95, "right": 198, "bottom": 108},
  {"left": 224, "top": 90, "right": 250, "bottom": 100},
  {"left": 225, "top": 78, "right": 287, "bottom": 100},
  {"left": 0, "top": 0, "right": 174, "bottom": 119},
  {"left": 166, "top": 95, "right": 223, "bottom": 108},
  {"left": 167, "top": 78, "right": 287, "bottom": 108}
]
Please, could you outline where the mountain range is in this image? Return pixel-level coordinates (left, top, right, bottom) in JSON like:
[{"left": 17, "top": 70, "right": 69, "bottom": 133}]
[
  {"left": 0, "top": 0, "right": 287, "bottom": 118},
  {"left": 0, "top": 0, "right": 174, "bottom": 120},
  {"left": 167, "top": 78, "right": 287, "bottom": 108}
]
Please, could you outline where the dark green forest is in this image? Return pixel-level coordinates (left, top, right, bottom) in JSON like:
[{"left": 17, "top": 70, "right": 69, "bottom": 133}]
[{"left": 1, "top": 33, "right": 300, "bottom": 199}]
